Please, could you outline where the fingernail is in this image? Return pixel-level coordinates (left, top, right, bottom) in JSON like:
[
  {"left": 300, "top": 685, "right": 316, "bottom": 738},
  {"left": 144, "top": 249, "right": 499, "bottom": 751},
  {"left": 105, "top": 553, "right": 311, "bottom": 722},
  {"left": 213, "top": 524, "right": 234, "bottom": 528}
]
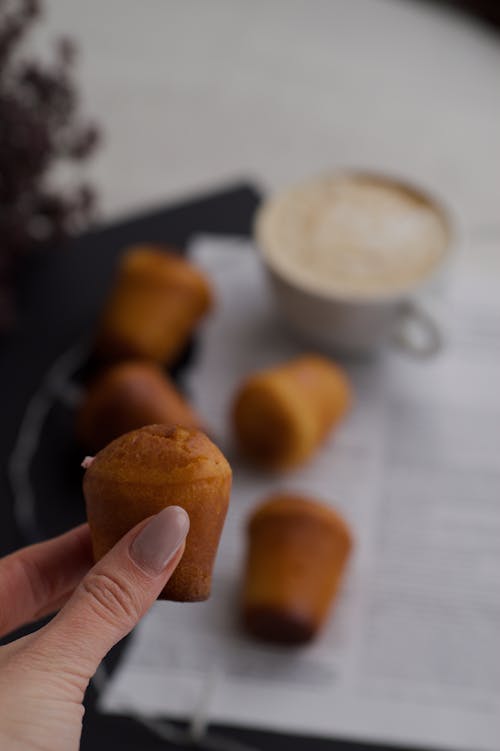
[{"left": 130, "top": 506, "right": 190, "bottom": 575}]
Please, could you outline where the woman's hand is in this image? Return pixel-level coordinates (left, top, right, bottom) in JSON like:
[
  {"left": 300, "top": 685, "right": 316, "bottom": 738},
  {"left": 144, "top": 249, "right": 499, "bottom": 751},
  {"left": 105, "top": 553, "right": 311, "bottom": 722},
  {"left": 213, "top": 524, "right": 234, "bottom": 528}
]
[{"left": 0, "top": 506, "right": 189, "bottom": 750}]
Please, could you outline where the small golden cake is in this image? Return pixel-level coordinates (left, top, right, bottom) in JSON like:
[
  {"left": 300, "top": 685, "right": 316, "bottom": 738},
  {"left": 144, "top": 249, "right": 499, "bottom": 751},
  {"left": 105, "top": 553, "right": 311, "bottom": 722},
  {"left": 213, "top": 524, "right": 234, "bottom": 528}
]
[
  {"left": 77, "top": 361, "right": 201, "bottom": 452},
  {"left": 233, "top": 354, "right": 352, "bottom": 470},
  {"left": 94, "top": 245, "right": 213, "bottom": 365},
  {"left": 83, "top": 425, "right": 232, "bottom": 601},
  {"left": 242, "top": 494, "right": 352, "bottom": 644}
]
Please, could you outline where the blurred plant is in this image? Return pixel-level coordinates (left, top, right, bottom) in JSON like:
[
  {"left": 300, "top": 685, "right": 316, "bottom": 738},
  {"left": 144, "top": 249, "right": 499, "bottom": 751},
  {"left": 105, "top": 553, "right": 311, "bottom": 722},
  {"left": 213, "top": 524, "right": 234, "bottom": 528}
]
[{"left": 0, "top": 0, "right": 100, "bottom": 330}]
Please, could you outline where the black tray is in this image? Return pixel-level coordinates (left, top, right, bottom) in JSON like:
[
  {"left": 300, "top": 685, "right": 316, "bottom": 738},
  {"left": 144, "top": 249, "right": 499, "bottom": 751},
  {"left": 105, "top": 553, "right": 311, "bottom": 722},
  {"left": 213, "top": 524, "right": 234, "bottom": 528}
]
[{"left": 0, "top": 182, "right": 420, "bottom": 751}]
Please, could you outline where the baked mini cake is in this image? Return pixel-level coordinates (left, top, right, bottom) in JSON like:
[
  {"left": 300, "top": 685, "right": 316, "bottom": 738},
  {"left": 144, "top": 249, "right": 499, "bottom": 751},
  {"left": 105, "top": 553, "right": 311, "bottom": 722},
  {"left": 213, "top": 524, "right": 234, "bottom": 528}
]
[
  {"left": 94, "top": 245, "right": 213, "bottom": 365},
  {"left": 242, "top": 493, "right": 352, "bottom": 644},
  {"left": 83, "top": 425, "right": 232, "bottom": 601},
  {"left": 233, "top": 354, "right": 352, "bottom": 470},
  {"left": 77, "top": 361, "right": 201, "bottom": 452}
]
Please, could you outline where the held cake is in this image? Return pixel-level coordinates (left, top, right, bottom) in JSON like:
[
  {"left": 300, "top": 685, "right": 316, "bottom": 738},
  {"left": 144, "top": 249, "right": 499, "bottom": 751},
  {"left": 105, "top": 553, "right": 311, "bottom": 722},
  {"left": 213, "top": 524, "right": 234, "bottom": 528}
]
[
  {"left": 77, "top": 361, "right": 201, "bottom": 452},
  {"left": 233, "top": 354, "right": 352, "bottom": 470},
  {"left": 94, "top": 245, "right": 213, "bottom": 365},
  {"left": 242, "top": 494, "right": 352, "bottom": 644},
  {"left": 83, "top": 425, "right": 232, "bottom": 601}
]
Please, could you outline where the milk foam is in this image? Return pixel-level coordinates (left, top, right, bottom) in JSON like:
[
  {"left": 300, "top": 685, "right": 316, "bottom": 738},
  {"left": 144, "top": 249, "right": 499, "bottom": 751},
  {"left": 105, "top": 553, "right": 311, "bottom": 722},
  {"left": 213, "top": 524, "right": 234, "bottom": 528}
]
[{"left": 258, "top": 175, "right": 449, "bottom": 298}]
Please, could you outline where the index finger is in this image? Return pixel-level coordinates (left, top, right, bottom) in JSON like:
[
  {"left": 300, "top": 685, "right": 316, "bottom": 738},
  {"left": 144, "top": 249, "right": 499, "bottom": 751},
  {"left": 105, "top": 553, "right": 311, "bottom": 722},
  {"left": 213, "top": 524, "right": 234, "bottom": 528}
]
[{"left": 0, "top": 524, "right": 93, "bottom": 638}]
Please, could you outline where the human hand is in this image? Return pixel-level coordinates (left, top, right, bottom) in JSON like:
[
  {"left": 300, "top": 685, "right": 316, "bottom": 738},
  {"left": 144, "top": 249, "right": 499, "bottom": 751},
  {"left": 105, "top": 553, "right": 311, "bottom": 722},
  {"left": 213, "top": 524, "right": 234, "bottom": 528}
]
[{"left": 0, "top": 506, "right": 189, "bottom": 750}]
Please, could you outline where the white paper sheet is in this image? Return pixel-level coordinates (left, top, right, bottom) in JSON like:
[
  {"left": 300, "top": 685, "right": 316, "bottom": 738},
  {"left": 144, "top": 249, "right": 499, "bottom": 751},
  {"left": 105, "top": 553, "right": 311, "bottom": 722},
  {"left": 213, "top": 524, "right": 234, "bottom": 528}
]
[{"left": 100, "top": 235, "right": 500, "bottom": 750}]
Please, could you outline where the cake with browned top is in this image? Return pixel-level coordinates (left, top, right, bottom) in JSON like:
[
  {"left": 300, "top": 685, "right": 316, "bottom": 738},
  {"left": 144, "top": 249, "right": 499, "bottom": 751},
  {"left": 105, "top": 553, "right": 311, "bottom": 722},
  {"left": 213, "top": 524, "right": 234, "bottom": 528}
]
[
  {"left": 83, "top": 425, "right": 232, "bottom": 601},
  {"left": 233, "top": 354, "right": 352, "bottom": 470},
  {"left": 77, "top": 361, "right": 201, "bottom": 452},
  {"left": 243, "top": 493, "right": 352, "bottom": 644},
  {"left": 94, "top": 245, "right": 213, "bottom": 365}
]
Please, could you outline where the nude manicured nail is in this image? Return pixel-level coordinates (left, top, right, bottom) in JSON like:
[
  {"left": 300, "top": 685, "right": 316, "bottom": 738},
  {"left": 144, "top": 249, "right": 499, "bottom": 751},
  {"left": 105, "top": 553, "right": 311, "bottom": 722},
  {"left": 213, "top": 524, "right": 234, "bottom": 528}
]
[{"left": 130, "top": 506, "right": 190, "bottom": 575}]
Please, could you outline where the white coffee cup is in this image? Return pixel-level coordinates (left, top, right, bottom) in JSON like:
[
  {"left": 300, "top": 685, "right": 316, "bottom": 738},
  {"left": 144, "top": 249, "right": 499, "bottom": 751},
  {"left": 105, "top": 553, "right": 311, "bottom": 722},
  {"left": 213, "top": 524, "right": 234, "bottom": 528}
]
[{"left": 255, "top": 172, "right": 452, "bottom": 357}]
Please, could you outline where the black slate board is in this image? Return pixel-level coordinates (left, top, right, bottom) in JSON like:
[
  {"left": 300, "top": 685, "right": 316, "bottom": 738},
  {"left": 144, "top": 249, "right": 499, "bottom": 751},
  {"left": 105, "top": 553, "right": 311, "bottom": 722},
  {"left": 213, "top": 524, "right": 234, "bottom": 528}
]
[{"left": 0, "top": 182, "right": 423, "bottom": 751}]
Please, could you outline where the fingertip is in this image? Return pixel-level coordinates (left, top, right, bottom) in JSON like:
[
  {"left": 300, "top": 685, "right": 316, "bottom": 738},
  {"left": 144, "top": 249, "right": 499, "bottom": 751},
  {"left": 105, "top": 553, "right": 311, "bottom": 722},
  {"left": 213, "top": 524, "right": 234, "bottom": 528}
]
[{"left": 129, "top": 505, "right": 190, "bottom": 576}]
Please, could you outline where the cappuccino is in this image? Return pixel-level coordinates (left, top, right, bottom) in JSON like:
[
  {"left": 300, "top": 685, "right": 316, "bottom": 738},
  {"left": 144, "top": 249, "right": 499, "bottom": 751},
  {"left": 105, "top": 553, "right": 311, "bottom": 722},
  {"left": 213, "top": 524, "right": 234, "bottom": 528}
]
[{"left": 256, "top": 174, "right": 449, "bottom": 299}]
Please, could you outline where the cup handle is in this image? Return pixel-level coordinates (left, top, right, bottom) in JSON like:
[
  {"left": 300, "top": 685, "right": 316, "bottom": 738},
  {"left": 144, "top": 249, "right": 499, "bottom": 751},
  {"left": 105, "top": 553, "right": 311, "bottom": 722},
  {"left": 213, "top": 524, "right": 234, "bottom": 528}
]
[{"left": 392, "top": 300, "right": 443, "bottom": 358}]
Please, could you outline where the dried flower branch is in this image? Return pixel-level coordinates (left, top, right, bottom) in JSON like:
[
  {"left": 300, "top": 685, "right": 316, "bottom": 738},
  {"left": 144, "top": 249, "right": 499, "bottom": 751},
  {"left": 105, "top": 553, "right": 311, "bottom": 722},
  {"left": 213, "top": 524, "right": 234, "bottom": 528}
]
[{"left": 0, "top": 0, "right": 100, "bottom": 329}]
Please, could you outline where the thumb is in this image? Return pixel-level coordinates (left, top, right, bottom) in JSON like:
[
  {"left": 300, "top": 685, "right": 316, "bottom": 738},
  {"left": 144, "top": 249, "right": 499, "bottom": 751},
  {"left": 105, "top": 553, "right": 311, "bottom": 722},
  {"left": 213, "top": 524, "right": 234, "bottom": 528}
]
[{"left": 33, "top": 505, "right": 189, "bottom": 685}]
